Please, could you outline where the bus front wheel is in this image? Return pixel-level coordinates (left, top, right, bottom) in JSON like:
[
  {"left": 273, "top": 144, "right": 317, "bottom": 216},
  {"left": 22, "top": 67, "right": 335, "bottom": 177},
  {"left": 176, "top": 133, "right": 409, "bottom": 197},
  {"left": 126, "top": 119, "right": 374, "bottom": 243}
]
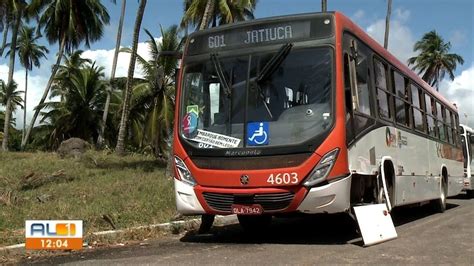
[{"left": 237, "top": 215, "right": 272, "bottom": 233}]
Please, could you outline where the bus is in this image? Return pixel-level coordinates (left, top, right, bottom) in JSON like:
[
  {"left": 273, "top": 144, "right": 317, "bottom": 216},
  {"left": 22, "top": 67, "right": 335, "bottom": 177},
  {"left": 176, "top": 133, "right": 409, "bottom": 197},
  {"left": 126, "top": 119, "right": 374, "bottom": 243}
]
[
  {"left": 460, "top": 124, "right": 474, "bottom": 197},
  {"left": 172, "top": 11, "right": 464, "bottom": 230}
]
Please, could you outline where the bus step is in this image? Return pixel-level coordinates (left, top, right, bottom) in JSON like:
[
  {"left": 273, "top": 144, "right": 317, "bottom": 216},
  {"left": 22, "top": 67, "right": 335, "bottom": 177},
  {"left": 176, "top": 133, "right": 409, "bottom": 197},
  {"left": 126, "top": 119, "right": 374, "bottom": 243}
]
[{"left": 353, "top": 204, "right": 397, "bottom": 247}]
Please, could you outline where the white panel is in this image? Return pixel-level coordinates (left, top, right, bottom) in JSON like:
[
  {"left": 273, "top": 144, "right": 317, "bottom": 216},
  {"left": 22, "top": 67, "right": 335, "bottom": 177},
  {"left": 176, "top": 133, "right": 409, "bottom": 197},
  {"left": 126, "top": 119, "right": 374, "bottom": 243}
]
[{"left": 353, "top": 204, "right": 397, "bottom": 246}]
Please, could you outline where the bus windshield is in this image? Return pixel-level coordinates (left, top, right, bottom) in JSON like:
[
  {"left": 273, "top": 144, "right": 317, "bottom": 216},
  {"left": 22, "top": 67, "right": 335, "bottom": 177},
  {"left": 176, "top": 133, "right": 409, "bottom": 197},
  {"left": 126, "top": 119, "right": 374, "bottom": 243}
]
[{"left": 179, "top": 47, "right": 333, "bottom": 149}]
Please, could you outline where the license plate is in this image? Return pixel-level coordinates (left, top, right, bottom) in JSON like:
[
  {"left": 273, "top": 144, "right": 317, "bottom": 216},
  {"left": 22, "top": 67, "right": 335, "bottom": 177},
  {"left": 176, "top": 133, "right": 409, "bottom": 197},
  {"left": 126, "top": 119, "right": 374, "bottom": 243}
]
[{"left": 231, "top": 204, "right": 263, "bottom": 215}]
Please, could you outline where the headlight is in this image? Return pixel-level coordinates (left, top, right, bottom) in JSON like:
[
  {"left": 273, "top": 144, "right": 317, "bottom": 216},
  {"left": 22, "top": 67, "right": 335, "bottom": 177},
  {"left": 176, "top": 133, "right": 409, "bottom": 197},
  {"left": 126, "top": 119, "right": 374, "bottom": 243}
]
[
  {"left": 174, "top": 156, "right": 196, "bottom": 186},
  {"left": 303, "top": 148, "right": 339, "bottom": 187}
]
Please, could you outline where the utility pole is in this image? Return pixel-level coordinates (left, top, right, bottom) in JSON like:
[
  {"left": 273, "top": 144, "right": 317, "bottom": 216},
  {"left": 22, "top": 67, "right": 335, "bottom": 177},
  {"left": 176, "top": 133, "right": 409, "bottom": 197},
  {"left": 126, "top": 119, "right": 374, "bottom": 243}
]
[
  {"left": 321, "top": 0, "right": 327, "bottom": 12},
  {"left": 384, "top": 0, "right": 392, "bottom": 49}
]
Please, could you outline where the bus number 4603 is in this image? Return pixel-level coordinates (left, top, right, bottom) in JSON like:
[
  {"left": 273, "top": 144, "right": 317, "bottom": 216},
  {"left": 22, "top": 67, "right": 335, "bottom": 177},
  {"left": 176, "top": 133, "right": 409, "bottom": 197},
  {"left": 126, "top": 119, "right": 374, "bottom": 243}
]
[{"left": 267, "top": 173, "right": 298, "bottom": 185}]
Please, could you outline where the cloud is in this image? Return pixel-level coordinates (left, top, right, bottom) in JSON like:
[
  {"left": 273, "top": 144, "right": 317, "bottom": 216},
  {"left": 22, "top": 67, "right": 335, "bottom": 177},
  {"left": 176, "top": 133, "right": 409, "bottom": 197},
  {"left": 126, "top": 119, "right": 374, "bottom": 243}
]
[
  {"left": 449, "top": 30, "right": 467, "bottom": 48},
  {"left": 439, "top": 64, "right": 474, "bottom": 127},
  {"left": 365, "top": 8, "right": 416, "bottom": 65},
  {"left": 0, "top": 38, "right": 162, "bottom": 129},
  {"left": 81, "top": 37, "right": 162, "bottom": 79},
  {"left": 0, "top": 64, "right": 48, "bottom": 129},
  {"left": 352, "top": 9, "right": 365, "bottom": 21}
]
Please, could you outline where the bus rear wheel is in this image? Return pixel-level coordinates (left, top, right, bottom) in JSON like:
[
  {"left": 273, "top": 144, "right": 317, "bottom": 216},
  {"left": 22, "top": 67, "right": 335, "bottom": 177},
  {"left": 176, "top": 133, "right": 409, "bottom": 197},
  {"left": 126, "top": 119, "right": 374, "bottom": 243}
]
[
  {"left": 432, "top": 177, "right": 447, "bottom": 213},
  {"left": 467, "top": 190, "right": 474, "bottom": 198},
  {"left": 237, "top": 215, "right": 272, "bottom": 233}
]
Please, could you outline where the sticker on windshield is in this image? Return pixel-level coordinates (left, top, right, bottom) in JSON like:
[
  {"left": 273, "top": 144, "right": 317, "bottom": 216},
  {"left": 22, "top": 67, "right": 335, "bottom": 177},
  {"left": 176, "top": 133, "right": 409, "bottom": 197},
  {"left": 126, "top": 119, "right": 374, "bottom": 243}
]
[
  {"left": 190, "top": 129, "right": 240, "bottom": 148},
  {"left": 182, "top": 112, "right": 198, "bottom": 138},
  {"left": 247, "top": 122, "right": 269, "bottom": 146},
  {"left": 186, "top": 105, "right": 199, "bottom": 115}
]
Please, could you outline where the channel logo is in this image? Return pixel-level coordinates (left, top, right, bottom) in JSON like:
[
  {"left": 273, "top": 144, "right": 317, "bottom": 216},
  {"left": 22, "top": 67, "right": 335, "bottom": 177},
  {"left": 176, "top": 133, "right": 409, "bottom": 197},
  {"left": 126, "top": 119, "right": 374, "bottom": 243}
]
[{"left": 25, "top": 220, "right": 83, "bottom": 250}]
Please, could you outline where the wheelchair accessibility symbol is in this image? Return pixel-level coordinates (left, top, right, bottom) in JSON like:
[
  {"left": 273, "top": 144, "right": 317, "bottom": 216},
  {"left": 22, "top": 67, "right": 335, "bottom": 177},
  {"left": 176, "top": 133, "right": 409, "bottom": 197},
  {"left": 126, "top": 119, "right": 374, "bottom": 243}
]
[{"left": 247, "top": 122, "right": 269, "bottom": 146}]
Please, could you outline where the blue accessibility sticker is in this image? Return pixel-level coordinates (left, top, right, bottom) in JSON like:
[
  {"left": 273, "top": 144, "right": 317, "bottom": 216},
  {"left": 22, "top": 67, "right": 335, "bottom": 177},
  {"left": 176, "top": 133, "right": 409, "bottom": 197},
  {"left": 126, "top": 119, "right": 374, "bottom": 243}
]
[{"left": 247, "top": 122, "right": 269, "bottom": 146}]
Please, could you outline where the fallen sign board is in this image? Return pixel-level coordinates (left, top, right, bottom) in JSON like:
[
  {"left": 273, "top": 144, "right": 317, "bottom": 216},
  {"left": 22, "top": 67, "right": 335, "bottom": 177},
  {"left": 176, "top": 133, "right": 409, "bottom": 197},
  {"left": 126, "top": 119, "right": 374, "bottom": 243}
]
[{"left": 353, "top": 204, "right": 397, "bottom": 246}]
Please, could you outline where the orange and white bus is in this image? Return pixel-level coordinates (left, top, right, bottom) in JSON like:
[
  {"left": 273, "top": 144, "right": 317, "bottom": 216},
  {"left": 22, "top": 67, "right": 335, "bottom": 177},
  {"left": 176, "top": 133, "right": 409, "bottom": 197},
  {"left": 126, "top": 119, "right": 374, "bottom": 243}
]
[{"left": 172, "top": 11, "right": 464, "bottom": 230}]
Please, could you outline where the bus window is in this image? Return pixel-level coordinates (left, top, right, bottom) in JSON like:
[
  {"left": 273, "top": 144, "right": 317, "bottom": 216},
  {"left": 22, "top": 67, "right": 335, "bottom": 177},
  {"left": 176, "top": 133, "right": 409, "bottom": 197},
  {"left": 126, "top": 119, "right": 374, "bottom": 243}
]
[
  {"left": 411, "top": 84, "right": 424, "bottom": 132},
  {"left": 343, "top": 53, "right": 355, "bottom": 144},
  {"left": 454, "top": 114, "right": 460, "bottom": 146},
  {"left": 374, "top": 59, "right": 391, "bottom": 120},
  {"left": 446, "top": 109, "right": 454, "bottom": 144},
  {"left": 392, "top": 71, "right": 407, "bottom": 126},
  {"left": 353, "top": 44, "right": 371, "bottom": 116},
  {"left": 425, "top": 95, "right": 436, "bottom": 137},
  {"left": 437, "top": 102, "right": 446, "bottom": 141}
]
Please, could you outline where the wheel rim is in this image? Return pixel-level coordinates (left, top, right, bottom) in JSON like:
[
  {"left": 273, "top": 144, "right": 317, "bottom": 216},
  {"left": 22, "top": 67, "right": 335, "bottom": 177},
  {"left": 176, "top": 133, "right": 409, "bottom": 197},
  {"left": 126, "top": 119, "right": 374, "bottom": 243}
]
[{"left": 441, "top": 181, "right": 446, "bottom": 206}]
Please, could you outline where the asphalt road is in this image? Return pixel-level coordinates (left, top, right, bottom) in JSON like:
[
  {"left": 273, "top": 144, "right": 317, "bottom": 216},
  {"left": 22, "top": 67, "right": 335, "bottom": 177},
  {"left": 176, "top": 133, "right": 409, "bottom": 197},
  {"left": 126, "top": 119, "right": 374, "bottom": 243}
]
[{"left": 29, "top": 193, "right": 474, "bottom": 265}]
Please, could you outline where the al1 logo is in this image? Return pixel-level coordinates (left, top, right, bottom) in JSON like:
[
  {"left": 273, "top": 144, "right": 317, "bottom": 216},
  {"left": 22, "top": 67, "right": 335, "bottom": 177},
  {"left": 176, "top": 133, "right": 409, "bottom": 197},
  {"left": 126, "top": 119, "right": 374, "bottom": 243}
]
[{"left": 25, "top": 220, "right": 83, "bottom": 250}]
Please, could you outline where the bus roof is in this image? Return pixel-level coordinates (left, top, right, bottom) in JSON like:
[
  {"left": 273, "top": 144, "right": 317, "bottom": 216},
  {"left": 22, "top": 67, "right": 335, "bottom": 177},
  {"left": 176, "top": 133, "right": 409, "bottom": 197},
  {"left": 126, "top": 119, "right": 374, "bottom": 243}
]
[
  {"left": 334, "top": 12, "right": 458, "bottom": 112},
  {"left": 460, "top": 124, "right": 474, "bottom": 133}
]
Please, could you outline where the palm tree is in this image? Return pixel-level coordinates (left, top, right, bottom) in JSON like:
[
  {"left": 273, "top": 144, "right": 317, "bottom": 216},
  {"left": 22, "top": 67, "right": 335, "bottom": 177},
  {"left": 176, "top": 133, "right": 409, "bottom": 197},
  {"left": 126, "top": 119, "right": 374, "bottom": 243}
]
[
  {"left": 51, "top": 50, "right": 92, "bottom": 100},
  {"left": 121, "top": 25, "right": 181, "bottom": 157},
  {"left": 40, "top": 63, "right": 107, "bottom": 146},
  {"left": 384, "top": 0, "right": 392, "bottom": 49},
  {"left": 0, "top": 0, "right": 13, "bottom": 56},
  {"left": 22, "top": 0, "right": 110, "bottom": 149},
  {"left": 1, "top": 0, "right": 28, "bottom": 151},
  {"left": 182, "top": 0, "right": 257, "bottom": 31},
  {"left": 1, "top": 79, "right": 23, "bottom": 150},
  {"left": 408, "top": 30, "right": 464, "bottom": 90},
  {"left": 115, "top": 0, "right": 147, "bottom": 155},
  {"left": 13, "top": 26, "right": 49, "bottom": 142},
  {"left": 98, "top": 0, "right": 127, "bottom": 148}
]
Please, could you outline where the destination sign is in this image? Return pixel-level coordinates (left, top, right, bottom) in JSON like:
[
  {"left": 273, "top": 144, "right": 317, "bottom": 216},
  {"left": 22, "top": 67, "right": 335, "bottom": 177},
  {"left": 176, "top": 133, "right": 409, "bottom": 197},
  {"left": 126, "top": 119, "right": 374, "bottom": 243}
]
[{"left": 186, "top": 15, "right": 334, "bottom": 55}]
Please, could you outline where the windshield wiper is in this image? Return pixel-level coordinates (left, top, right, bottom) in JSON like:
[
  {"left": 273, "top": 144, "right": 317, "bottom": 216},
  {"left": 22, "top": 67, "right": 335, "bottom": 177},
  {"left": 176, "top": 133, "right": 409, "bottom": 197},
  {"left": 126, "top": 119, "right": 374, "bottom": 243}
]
[
  {"left": 249, "top": 43, "right": 293, "bottom": 119},
  {"left": 257, "top": 43, "right": 293, "bottom": 83},
  {"left": 210, "top": 53, "right": 231, "bottom": 96}
]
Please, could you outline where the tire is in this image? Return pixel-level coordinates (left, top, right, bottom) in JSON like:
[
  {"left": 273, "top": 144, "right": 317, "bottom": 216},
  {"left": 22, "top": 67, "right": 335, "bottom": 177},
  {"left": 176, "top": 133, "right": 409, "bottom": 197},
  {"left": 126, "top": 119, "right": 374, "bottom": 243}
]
[
  {"left": 237, "top": 215, "right": 272, "bottom": 233},
  {"left": 467, "top": 190, "right": 474, "bottom": 199},
  {"left": 432, "top": 177, "right": 447, "bottom": 213}
]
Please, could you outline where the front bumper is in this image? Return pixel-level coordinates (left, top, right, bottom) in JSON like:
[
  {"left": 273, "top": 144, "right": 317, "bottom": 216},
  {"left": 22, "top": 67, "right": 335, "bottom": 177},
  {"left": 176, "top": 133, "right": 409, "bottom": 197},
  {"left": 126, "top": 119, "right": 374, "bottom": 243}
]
[
  {"left": 174, "top": 174, "right": 352, "bottom": 215},
  {"left": 296, "top": 174, "right": 351, "bottom": 214},
  {"left": 174, "top": 178, "right": 205, "bottom": 215}
]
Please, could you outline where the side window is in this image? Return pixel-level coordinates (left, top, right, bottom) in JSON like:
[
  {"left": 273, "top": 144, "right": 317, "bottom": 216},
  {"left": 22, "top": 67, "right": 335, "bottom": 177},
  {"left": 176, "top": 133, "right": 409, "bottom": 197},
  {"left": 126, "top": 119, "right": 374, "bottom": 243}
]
[
  {"left": 392, "top": 71, "right": 408, "bottom": 126},
  {"left": 454, "top": 114, "right": 460, "bottom": 147},
  {"left": 343, "top": 35, "right": 376, "bottom": 143},
  {"left": 425, "top": 94, "right": 436, "bottom": 137},
  {"left": 374, "top": 59, "right": 391, "bottom": 119},
  {"left": 354, "top": 46, "right": 371, "bottom": 116},
  {"left": 437, "top": 102, "right": 445, "bottom": 141},
  {"left": 411, "top": 84, "right": 425, "bottom": 132},
  {"left": 446, "top": 109, "right": 453, "bottom": 144}
]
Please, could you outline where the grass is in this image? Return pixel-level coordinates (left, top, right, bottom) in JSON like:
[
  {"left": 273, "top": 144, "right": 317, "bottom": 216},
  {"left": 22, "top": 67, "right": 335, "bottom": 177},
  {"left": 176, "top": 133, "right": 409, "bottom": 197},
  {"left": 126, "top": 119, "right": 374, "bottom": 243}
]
[{"left": 0, "top": 150, "right": 177, "bottom": 246}]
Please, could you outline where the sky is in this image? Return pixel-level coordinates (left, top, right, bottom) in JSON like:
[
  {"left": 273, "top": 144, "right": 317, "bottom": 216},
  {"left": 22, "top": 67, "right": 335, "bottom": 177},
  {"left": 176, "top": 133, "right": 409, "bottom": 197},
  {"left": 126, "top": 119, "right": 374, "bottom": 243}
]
[{"left": 0, "top": 0, "right": 473, "bottom": 128}]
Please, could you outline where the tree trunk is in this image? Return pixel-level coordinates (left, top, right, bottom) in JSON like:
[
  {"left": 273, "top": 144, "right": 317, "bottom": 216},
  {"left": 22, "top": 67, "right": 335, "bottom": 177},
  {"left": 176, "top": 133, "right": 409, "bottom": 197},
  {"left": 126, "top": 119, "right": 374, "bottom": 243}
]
[
  {"left": 384, "top": 0, "right": 392, "bottom": 49},
  {"left": 115, "top": 0, "right": 147, "bottom": 155},
  {"left": 2, "top": 12, "right": 21, "bottom": 151},
  {"left": 199, "top": 0, "right": 215, "bottom": 30},
  {"left": 97, "top": 0, "right": 127, "bottom": 148},
  {"left": 0, "top": 24, "right": 9, "bottom": 57},
  {"left": 21, "top": 37, "right": 66, "bottom": 150},
  {"left": 22, "top": 69, "right": 28, "bottom": 142},
  {"left": 1, "top": 98, "right": 12, "bottom": 151}
]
